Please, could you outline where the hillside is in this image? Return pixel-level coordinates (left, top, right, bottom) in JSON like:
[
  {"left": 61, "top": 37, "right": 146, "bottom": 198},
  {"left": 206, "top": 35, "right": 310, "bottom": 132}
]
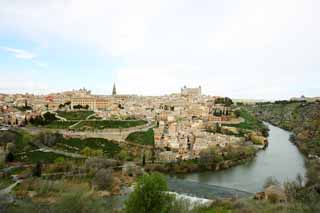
[{"left": 248, "top": 102, "right": 320, "bottom": 156}]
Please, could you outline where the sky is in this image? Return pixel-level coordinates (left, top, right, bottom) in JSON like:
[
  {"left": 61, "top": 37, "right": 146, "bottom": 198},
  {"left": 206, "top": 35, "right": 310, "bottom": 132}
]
[{"left": 0, "top": 0, "right": 319, "bottom": 100}]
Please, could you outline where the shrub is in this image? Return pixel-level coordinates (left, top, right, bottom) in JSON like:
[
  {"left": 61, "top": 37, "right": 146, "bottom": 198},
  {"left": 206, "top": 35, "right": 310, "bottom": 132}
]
[
  {"left": 6, "top": 142, "right": 16, "bottom": 153},
  {"left": 32, "top": 161, "right": 42, "bottom": 177},
  {"left": 199, "top": 146, "right": 223, "bottom": 167},
  {"left": 54, "top": 157, "right": 65, "bottom": 164},
  {"left": 92, "top": 168, "right": 113, "bottom": 190},
  {"left": 5, "top": 152, "right": 14, "bottom": 162},
  {"left": 36, "top": 131, "right": 63, "bottom": 147},
  {"left": 85, "top": 158, "right": 118, "bottom": 170},
  {"left": 81, "top": 147, "right": 103, "bottom": 157},
  {"left": 268, "top": 193, "right": 280, "bottom": 204},
  {"left": 124, "top": 173, "right": 174, "bottom": 213}
]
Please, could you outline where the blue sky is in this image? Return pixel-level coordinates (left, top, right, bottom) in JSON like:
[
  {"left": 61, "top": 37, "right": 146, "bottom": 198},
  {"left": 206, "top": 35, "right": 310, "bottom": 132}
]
[{"left": 0, "top": 0, "right": 319, "bottom": 100}]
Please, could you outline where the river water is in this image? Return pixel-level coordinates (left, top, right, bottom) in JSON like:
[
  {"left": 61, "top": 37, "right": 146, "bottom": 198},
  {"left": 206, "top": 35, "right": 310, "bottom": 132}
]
[{"left": 174, "top": 123, "right": 307, "bottom": 193}]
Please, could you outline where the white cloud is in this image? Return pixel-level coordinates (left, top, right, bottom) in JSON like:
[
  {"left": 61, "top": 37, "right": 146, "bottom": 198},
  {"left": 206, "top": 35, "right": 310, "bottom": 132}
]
[
  {"left": 1, "top": 46, "right": 36, "bottom": 59},
  {"left": 1, "top": 46, "right": 48, "bottom": 69},
  {"left": 0, "top": 0, "right": 319, "bottom": 99}
]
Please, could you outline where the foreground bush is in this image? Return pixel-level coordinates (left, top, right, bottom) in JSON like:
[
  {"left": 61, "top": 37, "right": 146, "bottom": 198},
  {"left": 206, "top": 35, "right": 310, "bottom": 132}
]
[{"left": 124, "top": 172, "right": 174, "bottom": 213}]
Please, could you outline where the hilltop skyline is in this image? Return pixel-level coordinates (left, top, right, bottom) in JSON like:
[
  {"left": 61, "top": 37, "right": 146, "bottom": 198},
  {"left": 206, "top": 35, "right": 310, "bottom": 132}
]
[{"left": 0, "top": 0, "right": 319, "bottom": 99}]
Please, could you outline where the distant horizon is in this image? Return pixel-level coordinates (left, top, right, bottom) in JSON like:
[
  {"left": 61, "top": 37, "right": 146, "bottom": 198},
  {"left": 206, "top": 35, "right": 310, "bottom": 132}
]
[{"left": 0, "top": 85, "right": 315, "bottom": 102}]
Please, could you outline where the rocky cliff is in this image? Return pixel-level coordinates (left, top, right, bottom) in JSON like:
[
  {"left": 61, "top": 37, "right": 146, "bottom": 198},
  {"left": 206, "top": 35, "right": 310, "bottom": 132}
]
[{"left": 248, "top": 102, "right": 320, "bottom": 156}]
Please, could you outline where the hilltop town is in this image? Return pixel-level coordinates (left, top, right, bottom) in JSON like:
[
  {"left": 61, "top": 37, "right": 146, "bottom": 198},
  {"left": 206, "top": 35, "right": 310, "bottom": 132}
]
[{"left": 0, "top": 85, "right": 267, "bottom": 164}]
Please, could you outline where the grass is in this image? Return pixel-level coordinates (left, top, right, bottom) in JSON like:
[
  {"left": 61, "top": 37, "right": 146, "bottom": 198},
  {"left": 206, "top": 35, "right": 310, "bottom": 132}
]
[
  {"left": 54, "top": 138, "right": 121, "bottom": 157},
  {"left": 15, "top": 150, "right": 72, "bottom": 164},
  {"left": 0, "top": 178, "right": 15, "bottom": 190},
  {"left": 223, "top": 109, "right": 268, "bottom": 136},
  {"left": 87, "top": 116, "right": 102, "bottom": 120},
  {"left": 57, "top": 111, "right": 94, "bottom": 120},
  {"left": 72, "top": 120, "right": 147, "bottom": 130},
  {"left": 44, "top": 121, "right": 78, "bottom": 129},
  {"left": 126, "top": 129, "right": 155, "bottom": 145}
]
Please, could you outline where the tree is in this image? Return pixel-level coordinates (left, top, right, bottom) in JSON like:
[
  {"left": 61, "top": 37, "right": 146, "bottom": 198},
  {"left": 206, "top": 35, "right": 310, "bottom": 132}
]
[
  {"left": 92, "top": 168, "right": 113, "bottom": 190},
  {"left": 142, "top": 152, "right": 146, "bottom": 166},
  {"left": 6, "top": 143, "right": 16, "bottom": 153},
  {"left": 81, "top": 147, "right": 103, "bottom": 157},
  {"left": 234, "top": 109, "right": 241, "bottom": 118},
  {"left": 33, "top": 161, "right": 42, "bottom": 177},
  {"left": 151, "top": 148, "right": 156, "bottom": 164},
  {"left": 5, "top": 152, "right": 14, "bottom": 162},
  {"left": 54, "top": 157, "right": 65, "bottom": 164},
  {"left": 124, "top": 173, "right": 174, "bottom": 213}
]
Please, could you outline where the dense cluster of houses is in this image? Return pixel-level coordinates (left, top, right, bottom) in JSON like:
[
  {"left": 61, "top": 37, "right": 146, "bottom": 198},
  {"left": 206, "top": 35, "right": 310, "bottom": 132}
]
[{"left": 0, "top": 85, "right": 243, "bottom": 161}]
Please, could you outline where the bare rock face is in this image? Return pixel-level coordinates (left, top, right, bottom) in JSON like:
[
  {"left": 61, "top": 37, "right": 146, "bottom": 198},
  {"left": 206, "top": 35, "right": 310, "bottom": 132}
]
[
  {"left": 254, "top": 185, "right": 286, "bottom": 203},
  {"left": 96, "top": 190, "right": 111, "bottom": 197},
  {"left": 264, "top": 185, "right": 286, "bottom": 203}
]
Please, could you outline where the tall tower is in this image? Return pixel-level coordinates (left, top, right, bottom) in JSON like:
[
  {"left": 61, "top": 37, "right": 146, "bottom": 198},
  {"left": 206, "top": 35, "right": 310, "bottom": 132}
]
[{"left": 112, "top": 83, "right": 117, "bottom": 96}]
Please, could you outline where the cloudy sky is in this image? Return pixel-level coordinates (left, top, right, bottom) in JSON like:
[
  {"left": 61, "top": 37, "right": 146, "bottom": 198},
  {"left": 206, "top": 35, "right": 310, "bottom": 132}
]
[{"left": 0, "top": 0, "right": 319, "bottom": 100}]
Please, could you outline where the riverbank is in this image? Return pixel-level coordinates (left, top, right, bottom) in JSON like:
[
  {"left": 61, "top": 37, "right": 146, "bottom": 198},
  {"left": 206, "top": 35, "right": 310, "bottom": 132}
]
[
  {"left": 144, "top": 154, "right": 256, "bottom": 174},
  {"left": 173, "top": 123, "right": 306, "bottom": 193}
]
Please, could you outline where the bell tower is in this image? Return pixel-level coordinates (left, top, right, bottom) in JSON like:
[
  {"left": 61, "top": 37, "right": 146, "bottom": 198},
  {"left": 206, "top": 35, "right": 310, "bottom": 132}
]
[{"left": 112, "top": 83, "right": 117, "bottom": 96}]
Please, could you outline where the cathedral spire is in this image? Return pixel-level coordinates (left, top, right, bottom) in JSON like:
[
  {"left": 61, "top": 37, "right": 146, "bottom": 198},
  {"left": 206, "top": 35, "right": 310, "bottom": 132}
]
[{"left": 112, "top": 83, "right": 117, "bottom": 96}]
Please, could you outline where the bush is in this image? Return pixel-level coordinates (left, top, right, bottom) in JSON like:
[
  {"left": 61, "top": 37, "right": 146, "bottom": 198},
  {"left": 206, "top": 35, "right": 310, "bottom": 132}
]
[
  {"left": 199, "top": 146, "right": 223, "bottom": 168},
  {"left": 36, "top": 131, "right": 63, "bottom": 147},
  {"left": 81, "top": 147, "right": 103, "bottom": 157},
  {"left": 118, "top": 150, "right": 132, "bottom": 161},
  {"left": 124, "top": 173, "right": 174, "bottom": 213},
  {"left": 267, "top": 193, "right": 280, "bottom": 204},
  {"left": 54, "top": 157, "right": 65, "bottom": 164},
  {"left": 33, "top": 161, "right": 42, "bottom": 177},
  {"left": 85, "top": 158, "right": 118, "bottom": 170},
  {"left": 92, "top": 168, "right": 113, "bottom": 190},
  {"left": 6, "top": 143, "right": 16, "bottom": 153},
  {"left": 5, "top": 152, "right": 14, "bottom": 162}
]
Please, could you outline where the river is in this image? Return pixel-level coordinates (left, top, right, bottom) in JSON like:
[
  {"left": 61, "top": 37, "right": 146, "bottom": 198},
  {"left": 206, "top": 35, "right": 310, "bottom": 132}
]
[
  {"left": 173, "top": 123, "right": 307, "bottom": 193},
  {"left": 106, "top": 123, "right": 307, "bottom": 209}
]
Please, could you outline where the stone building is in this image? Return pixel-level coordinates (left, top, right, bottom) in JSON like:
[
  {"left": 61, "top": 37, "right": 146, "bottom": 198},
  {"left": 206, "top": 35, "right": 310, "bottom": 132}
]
[{"left": 181, "top": 86, "right": 202, "bottom": 97}]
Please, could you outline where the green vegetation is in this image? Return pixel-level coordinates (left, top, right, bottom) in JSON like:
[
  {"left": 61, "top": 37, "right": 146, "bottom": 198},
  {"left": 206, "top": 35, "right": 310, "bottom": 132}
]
[
  {"left": 44, "top": 121, "right": 78, "bottom": 129},
  {"left": 14, "top": 105, "right": 33, "bottom": 112},
  {"left": 15, "top": 150, "right": 72, "bottom": 163},
  {"left": 0, "top": 129, "right": 35, "bottom": 153},
  {"left": 87, "top": 115, "right": 102, "bottom": 120},
  {"left": 214, "top": 97, "right": 233, "bottom": 106},
  {"left": 0, "top": 178, "right": 14, "bottom": 190},
  {"left": 223, "top": 109, "right": 269, "bottom": 137},
  {"left": 57, "top": 110, "right": 94, "bottom": 120},
  {"left": 29, "top": 112, "right": 57, "bottom": 126},
  {"left": 124, "top": 173, "right": 174, "bottom": 213},
  {"left": 72, "top": 119, "right": 147, "bottom": 130},
  {"left": 80, "top": 147, "right": 103, "bottom": 157},
  {"left": 54, "top": 137, "right": 121, "bottom": 158},
  {"left": 199, "top": 145, "right": 256, "bottom": 169},
  {"left": 5, "top": 179, "right": 110, "bottom": 212},
  {"left": 126, "top": 129, "right": 155, "bottom": 145}
]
